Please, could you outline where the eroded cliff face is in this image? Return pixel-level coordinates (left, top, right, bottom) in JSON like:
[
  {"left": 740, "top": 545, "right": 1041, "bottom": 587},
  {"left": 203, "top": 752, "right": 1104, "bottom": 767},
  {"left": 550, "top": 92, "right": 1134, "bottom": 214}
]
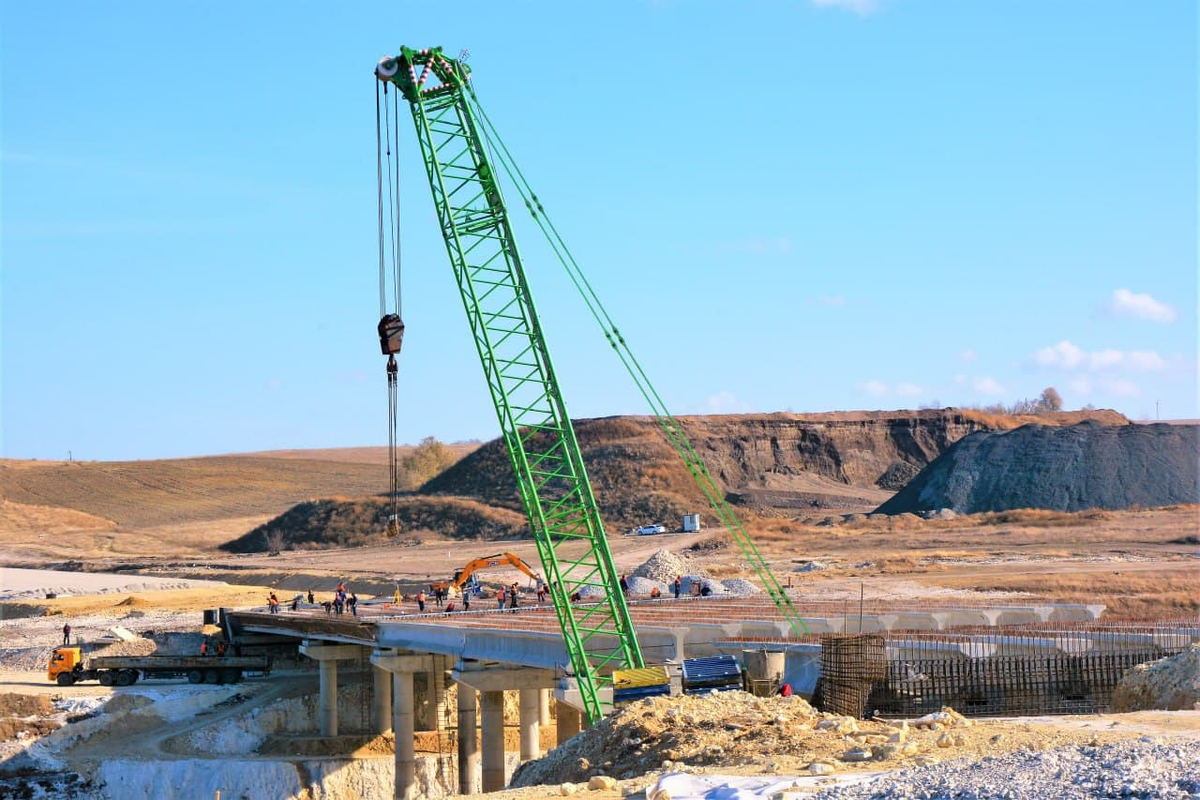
[
  {"left": 422, "top": 409, "right": 1129, "bottom": 519},
  {"left": 679, "top": 411, "right": 987, "bottom": 490}
]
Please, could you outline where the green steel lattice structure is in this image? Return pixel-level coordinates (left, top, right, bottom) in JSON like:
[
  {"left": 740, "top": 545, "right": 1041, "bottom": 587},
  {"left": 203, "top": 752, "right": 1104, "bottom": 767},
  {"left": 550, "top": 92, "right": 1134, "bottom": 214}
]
[{"left": 376, "top": 46, "right": 642, "bottom": 724}]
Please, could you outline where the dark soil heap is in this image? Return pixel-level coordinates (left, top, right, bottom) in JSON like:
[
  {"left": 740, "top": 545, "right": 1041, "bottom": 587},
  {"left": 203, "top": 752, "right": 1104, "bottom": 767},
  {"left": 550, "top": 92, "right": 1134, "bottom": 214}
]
[{"left": 876, "top": 422, "right": 1199, "bottom": 515}]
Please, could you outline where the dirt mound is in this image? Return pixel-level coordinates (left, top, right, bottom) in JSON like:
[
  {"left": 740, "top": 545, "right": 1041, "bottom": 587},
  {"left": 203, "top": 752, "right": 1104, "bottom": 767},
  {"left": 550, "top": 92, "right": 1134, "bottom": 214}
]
[
  {"left": 220, "top": 495, "right": 528, "bottom": 553},
  {"left": 1111, "top": 644, "right": 1200, "bottom": 712},
  {"left": 876, "top": 422, "right": 1198, "bottom": 515},
  {"left": 114, "top": 596, "right": 149, "bottom": 607},
  {"left": 0, "top": 693, "right": 54, "bottom": 717}
]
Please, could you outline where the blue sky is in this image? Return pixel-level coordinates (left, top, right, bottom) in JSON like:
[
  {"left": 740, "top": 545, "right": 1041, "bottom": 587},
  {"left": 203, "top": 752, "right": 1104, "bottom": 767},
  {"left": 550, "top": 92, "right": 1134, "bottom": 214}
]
[{"left": 2, "top": 1, "right": 1195, "bottom": 461}]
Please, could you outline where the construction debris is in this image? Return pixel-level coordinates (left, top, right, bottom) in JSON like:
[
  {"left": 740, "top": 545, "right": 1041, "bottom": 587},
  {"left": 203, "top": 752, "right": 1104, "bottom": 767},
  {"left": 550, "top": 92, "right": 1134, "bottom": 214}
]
[{"left": 1111, "top": 644, "right": 1200, "bottom": 712}]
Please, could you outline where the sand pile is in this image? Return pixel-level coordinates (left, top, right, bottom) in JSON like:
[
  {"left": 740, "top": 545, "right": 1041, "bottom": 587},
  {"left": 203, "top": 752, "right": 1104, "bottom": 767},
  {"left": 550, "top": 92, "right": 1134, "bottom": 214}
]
[
  {"left": 877, "top": 421, "right": 1199, "bottom": 514},
  {"left": 1111, "top": 644, "right": 1200, "bottom": 712},
  {"left": 90, "top": 638, "right": 158, "bottom": 658}
]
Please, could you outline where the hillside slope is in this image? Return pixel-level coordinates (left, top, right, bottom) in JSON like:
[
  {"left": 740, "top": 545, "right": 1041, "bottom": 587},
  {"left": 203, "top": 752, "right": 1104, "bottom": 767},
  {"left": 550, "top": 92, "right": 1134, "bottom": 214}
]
[
  {"left": 876, "top": 421, "right": 1199, "bottom": 514},
  {"left": 421, "top": 409, "right": 1129, "bottom": 523},
  {"left": 0, "top": 456, "right": 388, "bottom": 529}
]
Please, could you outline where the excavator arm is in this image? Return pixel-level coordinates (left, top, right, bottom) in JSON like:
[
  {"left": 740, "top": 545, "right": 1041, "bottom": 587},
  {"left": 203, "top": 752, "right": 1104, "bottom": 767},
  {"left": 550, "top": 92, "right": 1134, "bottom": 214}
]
[{"left": 451, "top": 552, "right": 541, "bottom": 590}]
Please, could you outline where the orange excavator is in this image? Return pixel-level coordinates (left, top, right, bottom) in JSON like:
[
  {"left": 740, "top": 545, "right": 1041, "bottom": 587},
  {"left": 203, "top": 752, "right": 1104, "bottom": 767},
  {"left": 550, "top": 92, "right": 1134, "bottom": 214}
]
[{"left": 431, "top": 552, "right": 542, "bottom": 598}]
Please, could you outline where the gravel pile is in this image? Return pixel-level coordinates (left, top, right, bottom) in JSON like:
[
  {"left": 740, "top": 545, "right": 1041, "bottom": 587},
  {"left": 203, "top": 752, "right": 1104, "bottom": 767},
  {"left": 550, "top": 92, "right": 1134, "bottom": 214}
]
[
  {"left": 625, "top": 577, "right": 667, "bottom": 596},
  {"left": 631, "top": 549, "right": 701, "bottom": 584},
  {"left": 720, "top": 578, "right": 761, "bottom": 596},
  {"left": 1112, "top": 644, "right": 1200, "bottom": 712},
  {"left": 877, "top": 421, "right": 1199, "bottom": 514},
  {"left": 814, "top": 738, "right": 1200, "bottom": 799}
]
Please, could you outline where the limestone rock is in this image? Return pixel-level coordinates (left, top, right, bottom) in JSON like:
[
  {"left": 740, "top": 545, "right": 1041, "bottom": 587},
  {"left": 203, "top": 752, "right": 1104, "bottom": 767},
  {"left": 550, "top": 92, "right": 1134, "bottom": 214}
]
[{"left": 588, "top": 775, "right": 617, "bottom": 791}]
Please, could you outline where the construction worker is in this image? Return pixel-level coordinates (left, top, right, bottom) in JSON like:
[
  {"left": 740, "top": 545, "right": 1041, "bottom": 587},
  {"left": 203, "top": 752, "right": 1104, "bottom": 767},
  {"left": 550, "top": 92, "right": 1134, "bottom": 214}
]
[
  {"left": 674, "top": 575, "right": 682, "bottom": 599},
  {"left": 349, "top": 593, "right": 358, "bottom": 616},
  {"left": 416, "top": 590, "right": 426, "bottom": 613},
  {"left": 650, "top": 586, "right": 661, "bottom": 599},
  {"left": 509, "top": 583, "right": 519, "bottom": 612},
  {"left": 496, "top": 587, "right": 506, "bottom": 610},
  {"left": 216, "top": 641, "right": 227, "bottom": 657},
  {"left": 462, "top": 593, "right": 471, "bottom": 612},
  {"left": 62, "top": 623, "right": 71, "bottom": 645},
  {"left": 619, "top": 574, "right": 630, "bottom": 596},
  {"left": 199, "top": 640, "right": 208, "bottom": 657},
  {"left": 307, "top": 589, "right": 315, "bottom": 605}
]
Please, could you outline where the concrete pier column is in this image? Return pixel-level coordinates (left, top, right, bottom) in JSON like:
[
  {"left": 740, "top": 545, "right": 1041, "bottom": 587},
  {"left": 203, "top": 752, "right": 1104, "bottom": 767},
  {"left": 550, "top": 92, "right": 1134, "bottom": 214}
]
[
  {"left": 374, "top": 665, "right": 393, "bottom": 734},
  {"left": 417, "top": 670, "right": 438, "bottom": 731},
  {"left": 538, "top": 688, "right": 551, "bottom": 727},
  {"left": 300, "top": 641, "right": 364, "bottom": 737},
  {"left": 556, "top": 700, "right": 581, "bottom": 745},
  {"left": 318, "top": 660, "right": 338, "bottom": 736},
  {"left": 456, "top": 682, "right": 480, "bottom": 795},
  {"left": 480, "top": 691, "right": 506, "bottom": 792},
  {"left": 518, "top": 688, "right": 540, "bottom": 761},
  {"left": 393, "top": 671, "right": 416, "bottom": 800}
]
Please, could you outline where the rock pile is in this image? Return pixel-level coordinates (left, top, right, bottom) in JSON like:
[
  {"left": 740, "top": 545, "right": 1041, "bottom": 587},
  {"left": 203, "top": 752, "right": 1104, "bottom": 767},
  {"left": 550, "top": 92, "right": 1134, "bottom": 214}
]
[
  {"left": 720, "top": 579, "right": 761, "bottom": 596},
  {"left": 631, "top": 549, "right": 700, "bottom": 584},
  {"left": 814, "top": 738, "right": 1200, "bottom": 799},
  {"left": 509, "top": 689, "right": 1036, "bottom": 790},
  {"left": 1111, "top": 644, "right": 1200, "bottom": 712}
]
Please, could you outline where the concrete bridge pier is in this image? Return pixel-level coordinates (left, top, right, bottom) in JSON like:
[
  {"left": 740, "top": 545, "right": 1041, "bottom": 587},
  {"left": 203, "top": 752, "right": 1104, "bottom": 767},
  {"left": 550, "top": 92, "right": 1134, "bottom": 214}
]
[
  {"left": 372, "top": 650, "right": 443, "bottom": 800},
  {"left": 373, "top": 664, "right": 393, "bottom": 734},
  {"left": 299, "top": 640, "right": 366, "bottom": 736},
  {"left": 555, "top": 700, "right": 581, "bottom": 744},
  {"left": 453, "top": 663, "right": 557, "bottom": 793},
  {"left": 457, "top": 681, "right": 480, "bottom": 795}
]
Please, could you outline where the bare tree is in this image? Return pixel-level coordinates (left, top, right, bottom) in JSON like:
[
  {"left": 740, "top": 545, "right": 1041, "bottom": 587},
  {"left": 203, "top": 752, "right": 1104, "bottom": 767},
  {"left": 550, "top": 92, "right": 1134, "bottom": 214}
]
[
  {"left": 264, "top": 529, "right": 285, "bottom": 556},
  {"left": 1035, "top": 386, "right": 1063, "bottom": 413}
]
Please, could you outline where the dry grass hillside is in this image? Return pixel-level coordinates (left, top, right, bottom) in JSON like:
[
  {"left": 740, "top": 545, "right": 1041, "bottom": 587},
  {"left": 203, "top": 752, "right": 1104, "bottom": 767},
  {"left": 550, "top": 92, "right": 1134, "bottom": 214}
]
[{"left": 0, "top": 457, "right": 387, "bottom": 528}]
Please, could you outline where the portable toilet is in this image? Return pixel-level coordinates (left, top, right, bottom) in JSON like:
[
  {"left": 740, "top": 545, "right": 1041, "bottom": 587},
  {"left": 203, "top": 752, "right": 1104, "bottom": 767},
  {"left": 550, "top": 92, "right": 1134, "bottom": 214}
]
[{"left": 682, "top": 514, "right": 701, "bottom": 532}]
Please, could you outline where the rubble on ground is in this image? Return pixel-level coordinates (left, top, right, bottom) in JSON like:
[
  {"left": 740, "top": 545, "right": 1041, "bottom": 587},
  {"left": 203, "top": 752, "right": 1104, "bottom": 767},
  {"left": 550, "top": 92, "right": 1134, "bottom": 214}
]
[
  {"left": 1111, "top": 644, "right": 1200, "bottom": 712},
  {"left": 720, "top": 579, "right": 761, "bottom": 596},
  {"left": 509, "top": 689, "right": 1125, "bottom": 790}
]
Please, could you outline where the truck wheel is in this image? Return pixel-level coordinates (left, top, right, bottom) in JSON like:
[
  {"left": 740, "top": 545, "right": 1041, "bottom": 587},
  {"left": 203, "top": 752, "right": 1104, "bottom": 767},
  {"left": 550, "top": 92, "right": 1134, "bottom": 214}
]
[
  {"left": 99, "top": 671, "right": 115, "bottom": 687},
  {"left": 186, "top": 669, "right": 203, "bottom": 684},
  {"left": 56, "top": 672, "right": 76, "bottom": 687},
  {"left": 204, "top": 669, "right": 220, "bottom": 684},
  {"left": 115, "top": 670, "right": 135, "bottom": 687},
  {"left": 221, "top": 669, "right": 240, "bottom": 684}
]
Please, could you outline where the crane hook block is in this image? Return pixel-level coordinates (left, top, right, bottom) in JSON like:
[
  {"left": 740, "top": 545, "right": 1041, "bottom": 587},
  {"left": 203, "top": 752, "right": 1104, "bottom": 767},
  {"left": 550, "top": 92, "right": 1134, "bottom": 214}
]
[{"left": 378, "top": 314, "right": 405, "bottom": 356}]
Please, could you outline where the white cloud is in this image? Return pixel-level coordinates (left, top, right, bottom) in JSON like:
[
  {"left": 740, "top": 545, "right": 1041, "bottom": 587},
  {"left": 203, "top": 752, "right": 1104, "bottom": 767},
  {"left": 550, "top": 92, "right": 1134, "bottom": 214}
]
[
  {"left": 811, "top": 0, "right": 878, "bottom": 15},
  {"left": 856, "top": 380, "right": 889, "bottom": 396},
  {"left": 972, "top": 376, "right": 1006, "bottom": 395},
  {"left": 1032, "top": 340, "right": 1166, "bottom": 372},
  {"left": 959, "top": 349, "right": 977, "bottom": 363},
  {"left": 1067, "top": 376, "right": 1141, "bottom": 398},
  {"left": 704, "top": 390, "right": 753, "bottom": 414},
  {"left": 1108, "top": 288, "right": 1176, "bottom": 323},
  {"left": 816, "top": 294, "right": 846, "bottom": 307},
  {"left": 1034, "top": 340, "right": 1086, "bottom": 369},
  {"left": 894, "top": 383, "right": 924, "bottom": 397}
]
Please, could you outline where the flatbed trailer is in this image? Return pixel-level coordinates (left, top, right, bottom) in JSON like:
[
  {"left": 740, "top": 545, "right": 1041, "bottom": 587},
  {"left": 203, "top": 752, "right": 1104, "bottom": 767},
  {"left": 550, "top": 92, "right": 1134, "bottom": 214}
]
[{"left": 48, "top": 647, "right": 271, "bottom": 687}]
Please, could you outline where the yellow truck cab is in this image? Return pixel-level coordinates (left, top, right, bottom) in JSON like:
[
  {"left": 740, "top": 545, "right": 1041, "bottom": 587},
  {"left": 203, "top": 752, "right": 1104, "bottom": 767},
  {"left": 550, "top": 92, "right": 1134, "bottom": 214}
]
[{"left": 48, "top": 646, "right": 82, "bottom": 684}]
